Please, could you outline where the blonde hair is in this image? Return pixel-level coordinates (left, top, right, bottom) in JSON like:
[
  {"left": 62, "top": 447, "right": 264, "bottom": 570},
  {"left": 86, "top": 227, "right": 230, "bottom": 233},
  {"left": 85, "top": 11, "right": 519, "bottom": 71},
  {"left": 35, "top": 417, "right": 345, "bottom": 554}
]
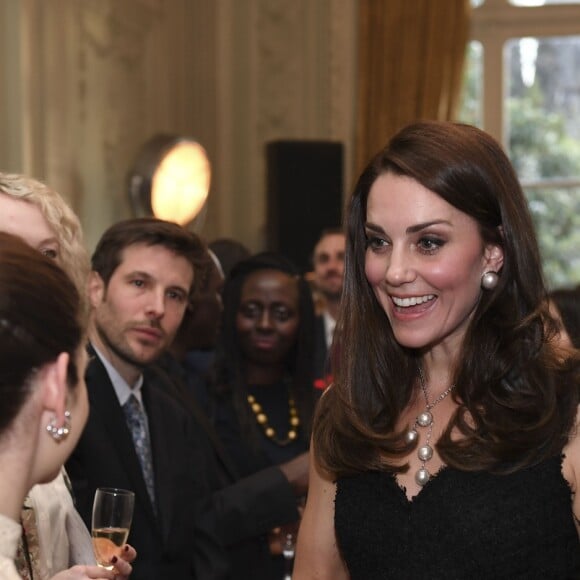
[{"left": 0, "top": 173, "right": 90, "bottom": 312}]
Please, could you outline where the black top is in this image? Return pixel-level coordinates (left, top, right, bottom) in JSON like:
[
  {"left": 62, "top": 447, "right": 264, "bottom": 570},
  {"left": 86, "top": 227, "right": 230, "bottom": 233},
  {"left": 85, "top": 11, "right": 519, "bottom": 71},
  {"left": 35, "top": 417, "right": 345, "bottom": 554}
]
[
  {"left": 246, "top": 382, "right": 308, "bottom": 465},
  {"left": 212, "top": 380, "right": 307, "bottom": 579},
  {"left": 335, "top": 455, "right": 580, "bottom": 579},
  {"left": 153, "top": 354, "right": 301, "bottom": 580},
  {"left": 214, "top": 380, "right": 308, "bottom": 476}
]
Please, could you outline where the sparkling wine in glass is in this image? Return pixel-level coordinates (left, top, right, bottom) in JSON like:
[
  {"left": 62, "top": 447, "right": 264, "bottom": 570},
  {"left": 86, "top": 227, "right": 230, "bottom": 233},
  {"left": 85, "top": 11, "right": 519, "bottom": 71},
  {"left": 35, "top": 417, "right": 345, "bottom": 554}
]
[{"left": 91, "top": 487, "right": 135, "bottom": 569}]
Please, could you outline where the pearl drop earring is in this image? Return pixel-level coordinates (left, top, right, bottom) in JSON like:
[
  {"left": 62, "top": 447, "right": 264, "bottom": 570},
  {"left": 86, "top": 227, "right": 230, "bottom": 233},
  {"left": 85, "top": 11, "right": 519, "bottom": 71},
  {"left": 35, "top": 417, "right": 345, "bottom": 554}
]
[{"left": 481, "top": 271, "right": 499, "bottom": 290}]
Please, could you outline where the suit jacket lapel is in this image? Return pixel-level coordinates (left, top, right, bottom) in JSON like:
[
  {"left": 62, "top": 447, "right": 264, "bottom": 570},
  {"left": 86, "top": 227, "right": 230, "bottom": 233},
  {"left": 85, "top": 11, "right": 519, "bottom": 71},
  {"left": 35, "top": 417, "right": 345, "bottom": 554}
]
[{"left": 86, "top": 348, "right": 158, "bottom": 526}]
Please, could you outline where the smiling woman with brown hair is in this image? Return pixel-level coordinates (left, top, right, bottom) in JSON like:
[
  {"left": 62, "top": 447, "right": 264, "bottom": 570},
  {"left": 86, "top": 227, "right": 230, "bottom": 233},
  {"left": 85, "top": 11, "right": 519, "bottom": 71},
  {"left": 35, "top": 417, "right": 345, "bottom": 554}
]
[{"left": 294, "top": 121, "right": 580, "bottom": 579}]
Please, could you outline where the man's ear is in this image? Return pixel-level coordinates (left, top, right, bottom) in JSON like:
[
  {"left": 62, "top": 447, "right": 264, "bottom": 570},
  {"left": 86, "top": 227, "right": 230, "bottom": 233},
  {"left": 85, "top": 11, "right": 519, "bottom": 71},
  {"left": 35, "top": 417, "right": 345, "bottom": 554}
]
[
  {"left": 40, "top": 352, "right": 69, "bottom": 422},
  {"left": 87, "top": 271, "right": 105, "bottom": 309}
]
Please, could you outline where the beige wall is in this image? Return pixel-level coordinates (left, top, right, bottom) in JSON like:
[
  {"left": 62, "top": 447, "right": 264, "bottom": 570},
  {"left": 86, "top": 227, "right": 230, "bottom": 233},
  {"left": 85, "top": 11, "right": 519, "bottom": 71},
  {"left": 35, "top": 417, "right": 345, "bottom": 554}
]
[{"left": 0, "top": 0, "right": 356, "bottom": 252}]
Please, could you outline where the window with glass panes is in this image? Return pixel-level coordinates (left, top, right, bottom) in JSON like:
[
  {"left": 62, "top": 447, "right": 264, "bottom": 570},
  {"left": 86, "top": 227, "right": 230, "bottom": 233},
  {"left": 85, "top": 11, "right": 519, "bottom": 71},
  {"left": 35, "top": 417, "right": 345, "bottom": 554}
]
[{"left": 460, "top": 0, "right": 580, "bottom": 287}]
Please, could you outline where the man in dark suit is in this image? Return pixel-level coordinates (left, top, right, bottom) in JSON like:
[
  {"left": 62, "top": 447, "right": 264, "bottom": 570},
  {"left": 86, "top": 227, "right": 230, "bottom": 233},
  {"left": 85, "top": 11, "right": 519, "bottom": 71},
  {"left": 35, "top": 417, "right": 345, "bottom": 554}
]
[{"left": 66, "top": 218, "right": 228, "bottom": 580}]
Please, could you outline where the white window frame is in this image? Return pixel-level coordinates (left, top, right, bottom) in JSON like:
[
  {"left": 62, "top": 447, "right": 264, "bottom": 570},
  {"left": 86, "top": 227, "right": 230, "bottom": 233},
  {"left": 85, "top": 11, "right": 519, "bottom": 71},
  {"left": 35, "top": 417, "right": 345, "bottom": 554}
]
[
  {"left": 470, "top": 1, "right": 580, "bottom": 286},
  {"left": 472, "top": 0, "right": 580, "bottom": 152}
]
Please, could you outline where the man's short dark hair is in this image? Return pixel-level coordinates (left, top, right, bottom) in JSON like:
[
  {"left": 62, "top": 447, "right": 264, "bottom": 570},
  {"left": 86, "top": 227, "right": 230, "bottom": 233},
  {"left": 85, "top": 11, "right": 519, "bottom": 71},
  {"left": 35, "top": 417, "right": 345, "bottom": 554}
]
[
  {"left": 91, "top": 217, "right": 207, "bottom": 296},
  {"left": 315, "top": 227, "right": 344, "bottom": 245}
]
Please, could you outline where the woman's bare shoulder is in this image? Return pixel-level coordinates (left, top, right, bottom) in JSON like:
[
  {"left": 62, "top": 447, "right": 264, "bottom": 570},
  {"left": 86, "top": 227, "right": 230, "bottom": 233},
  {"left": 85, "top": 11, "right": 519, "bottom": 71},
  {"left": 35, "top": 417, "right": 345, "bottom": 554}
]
[
  {"left": 561, "top": 405, "right": 580, "bottom": 536},
  {"left": 562, "top": 405, "right": 580, "bottom": 491}
]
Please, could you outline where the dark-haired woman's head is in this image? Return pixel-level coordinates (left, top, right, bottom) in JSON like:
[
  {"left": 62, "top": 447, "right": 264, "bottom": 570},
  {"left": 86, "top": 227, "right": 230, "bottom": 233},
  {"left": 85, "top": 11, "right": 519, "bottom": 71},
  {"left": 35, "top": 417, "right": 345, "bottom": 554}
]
[
  {"left": 221, "top": 252, "right": 315, "bottom": 381},
  {"left": 0, "top": 231, "right": 88, "bottom": 483},
  {"left": 344, "top": 121, "right": 545, "bottom": 362},
  {"left": 217, "top": 252, "right": 317, "bottom": 440},
  {"left": 236, "top": 268, "right": 301, "bottom": 374}
]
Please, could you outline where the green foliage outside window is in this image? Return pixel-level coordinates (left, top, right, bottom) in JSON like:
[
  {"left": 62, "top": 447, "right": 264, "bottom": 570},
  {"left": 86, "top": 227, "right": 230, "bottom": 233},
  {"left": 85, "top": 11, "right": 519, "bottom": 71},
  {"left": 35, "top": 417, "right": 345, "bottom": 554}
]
[
  {"left": 508, "top": 95, "right": 580, "bottom": 288},
  {"left": 460, "top": 43, "right": 580, "bottom": 288}
]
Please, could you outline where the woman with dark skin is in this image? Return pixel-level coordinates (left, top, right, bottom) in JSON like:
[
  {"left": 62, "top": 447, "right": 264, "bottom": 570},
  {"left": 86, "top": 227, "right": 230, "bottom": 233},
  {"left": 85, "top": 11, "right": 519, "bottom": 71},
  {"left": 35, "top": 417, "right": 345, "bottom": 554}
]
[
  {"left": 294, "top": 121, "right": 580, "bottom": 579},
  {"left": 208, "top": 252, "right": 316, "bottom": 578}
]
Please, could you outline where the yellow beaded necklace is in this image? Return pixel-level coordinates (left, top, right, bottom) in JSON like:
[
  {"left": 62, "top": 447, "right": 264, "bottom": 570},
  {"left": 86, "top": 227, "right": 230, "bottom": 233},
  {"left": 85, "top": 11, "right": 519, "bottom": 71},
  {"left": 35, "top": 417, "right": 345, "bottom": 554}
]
[{"left": 247, "top": 393, "right": 300, "bottom": 446}]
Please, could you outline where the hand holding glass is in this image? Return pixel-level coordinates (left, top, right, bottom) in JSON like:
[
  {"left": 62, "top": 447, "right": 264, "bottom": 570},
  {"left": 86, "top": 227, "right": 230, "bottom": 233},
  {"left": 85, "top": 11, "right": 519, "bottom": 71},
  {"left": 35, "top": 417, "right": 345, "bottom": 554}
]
[{"left": 91, "top": 487, "right": 135, "bottom": 569}]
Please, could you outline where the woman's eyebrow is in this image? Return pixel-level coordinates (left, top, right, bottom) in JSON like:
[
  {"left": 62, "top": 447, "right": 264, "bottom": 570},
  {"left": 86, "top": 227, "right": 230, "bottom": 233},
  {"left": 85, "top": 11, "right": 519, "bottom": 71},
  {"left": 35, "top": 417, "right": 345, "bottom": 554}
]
[{"left": 406, "top": 219, "right": 451, "bottom": 234}]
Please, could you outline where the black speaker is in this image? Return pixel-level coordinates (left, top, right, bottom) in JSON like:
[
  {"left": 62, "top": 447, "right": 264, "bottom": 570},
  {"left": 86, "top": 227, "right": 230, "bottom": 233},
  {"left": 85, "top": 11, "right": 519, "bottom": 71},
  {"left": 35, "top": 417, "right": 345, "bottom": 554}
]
[{"left": 266, "top": 140, "right": 344, "bottom": 272}]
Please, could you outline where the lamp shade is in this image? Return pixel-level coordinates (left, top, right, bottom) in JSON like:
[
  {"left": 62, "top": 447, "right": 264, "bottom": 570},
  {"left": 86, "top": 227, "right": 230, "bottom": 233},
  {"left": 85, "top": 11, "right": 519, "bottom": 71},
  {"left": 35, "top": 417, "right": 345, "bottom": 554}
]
[{"left": 128, "top": 134, "right": 211, "bottom": 226}]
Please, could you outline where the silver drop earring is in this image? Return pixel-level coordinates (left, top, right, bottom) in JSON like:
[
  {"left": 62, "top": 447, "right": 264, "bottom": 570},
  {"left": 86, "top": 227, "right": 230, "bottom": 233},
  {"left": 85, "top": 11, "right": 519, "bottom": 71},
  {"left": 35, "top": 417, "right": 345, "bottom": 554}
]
[
  {"left": 46, "top": 410, "right": 72, "bottom": 442},
  {"left": 481, "top": 271, "right": 499, "bottom": 290}
]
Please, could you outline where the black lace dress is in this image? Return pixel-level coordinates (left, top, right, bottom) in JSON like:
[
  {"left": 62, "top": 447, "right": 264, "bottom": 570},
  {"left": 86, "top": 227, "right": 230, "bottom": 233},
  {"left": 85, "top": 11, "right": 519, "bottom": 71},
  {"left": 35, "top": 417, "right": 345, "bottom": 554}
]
[{"left": 335, "top": 455, "right": 580, "bottom": 579}]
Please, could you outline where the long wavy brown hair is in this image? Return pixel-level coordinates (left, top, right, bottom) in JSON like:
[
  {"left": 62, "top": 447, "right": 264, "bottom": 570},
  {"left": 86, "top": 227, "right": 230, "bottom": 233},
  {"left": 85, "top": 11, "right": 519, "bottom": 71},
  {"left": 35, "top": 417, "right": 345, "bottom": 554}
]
[{"left": 315, "top": 121, "right": 580, "bottom": 477}]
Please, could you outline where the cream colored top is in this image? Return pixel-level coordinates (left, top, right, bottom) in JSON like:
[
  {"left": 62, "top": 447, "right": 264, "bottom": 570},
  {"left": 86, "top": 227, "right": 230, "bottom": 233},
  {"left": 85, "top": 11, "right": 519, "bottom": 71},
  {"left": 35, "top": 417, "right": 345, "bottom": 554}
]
[
  {"left": 0, "top": 514, "right": 21, "bottom": 580},
  {"left": 28, "top": 469, "right": 95, "bottom": 579}
]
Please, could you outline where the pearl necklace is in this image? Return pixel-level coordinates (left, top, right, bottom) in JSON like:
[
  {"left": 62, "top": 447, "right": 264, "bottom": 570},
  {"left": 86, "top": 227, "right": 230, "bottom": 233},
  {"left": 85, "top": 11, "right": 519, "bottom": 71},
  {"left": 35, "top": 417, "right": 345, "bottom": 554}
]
[
  {"left": 247, "top": 393, "right": 300, "bottom": 446},
  {"left": 405, "top": 366, "right": 455, "bottom": 486}
]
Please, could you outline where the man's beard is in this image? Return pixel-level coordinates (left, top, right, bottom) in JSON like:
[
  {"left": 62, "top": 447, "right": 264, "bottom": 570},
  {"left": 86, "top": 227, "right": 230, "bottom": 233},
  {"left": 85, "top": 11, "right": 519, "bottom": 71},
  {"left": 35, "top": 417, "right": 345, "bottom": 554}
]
[
  {"left": 321, "top": 288, "right": 342, "bottom": 302},
  {"left": 320, "top": 272, "right": 343, "bottom": 302},
  {"left": 96, "top": 323, "right": 154, "bottom": 370}
]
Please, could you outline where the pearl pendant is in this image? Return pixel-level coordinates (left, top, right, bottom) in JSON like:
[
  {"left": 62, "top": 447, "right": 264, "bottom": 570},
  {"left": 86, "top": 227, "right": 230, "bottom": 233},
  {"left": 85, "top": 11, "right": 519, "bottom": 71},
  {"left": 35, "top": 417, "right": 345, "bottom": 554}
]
[
  {"left": 412, "top": 368, "right": 456, "bottom": 489},
  {"left": 405, "top": 429, "right": 418, "bottom": 444},
  {"left": 417, "top": 411, "right": 433, "bottom": 427},
  {"left": 418, "top": 444, "right": 433, "bottom": 461},
  {"left": 415, "top": 467, "right": 430, "bottom": 486}
]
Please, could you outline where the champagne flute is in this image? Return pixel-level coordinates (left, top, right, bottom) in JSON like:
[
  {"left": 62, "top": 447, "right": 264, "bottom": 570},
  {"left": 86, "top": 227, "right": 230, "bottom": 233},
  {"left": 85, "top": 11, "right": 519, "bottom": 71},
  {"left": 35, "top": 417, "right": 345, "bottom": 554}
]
[{"left": 91, "top": 487, "right": 135, "bottom": 569}]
